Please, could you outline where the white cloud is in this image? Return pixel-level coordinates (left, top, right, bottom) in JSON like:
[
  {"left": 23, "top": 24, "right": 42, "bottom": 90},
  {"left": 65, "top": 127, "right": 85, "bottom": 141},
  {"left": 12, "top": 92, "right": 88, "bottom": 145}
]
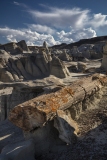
[
  {"left": 57, "top": 31, "right": 74, "bottom": 43},
  {"left": 57, "top": 27, "right": 97, "bottom": 43},
  {"left": 71, "top": 28, "right": 97, "bottom": 40},
  {"left": 28, "top": 7, "right": 90, "bottom": 29},
  {"left": 14, "top": 1, "right": 20, "bottom": 6},
  {"left": 27, "top": 5, "right": 107, "bottom": 31},
  {"left": 26, "top": 24, "right": 55, "bottom": 34},
  {"left": 1, "top": 4, "right": 107, "bottom": 45},
  {"left": 13, "top": 2, "right": 107, "bottom": 32},
  {"left": 27, "top": 6, "right": 107, "bottom": 30},
  {"left": 0, "top": 27, "right": 59, "bottom": 46},
  {"left": 89, "top": 13, "right": 107, "bottom": 28},
  {"left": 13, "top": 1, "right": 28, "bottom": 8},
  {"left": 0, "top": 26, "right": 97, "bottom": 46}
]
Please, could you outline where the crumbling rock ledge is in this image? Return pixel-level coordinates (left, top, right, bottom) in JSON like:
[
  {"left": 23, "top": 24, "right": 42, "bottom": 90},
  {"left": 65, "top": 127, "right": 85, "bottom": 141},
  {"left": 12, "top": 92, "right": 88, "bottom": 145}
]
[{"left": 9, "top": 74, "right": 107, "bottom": 131}]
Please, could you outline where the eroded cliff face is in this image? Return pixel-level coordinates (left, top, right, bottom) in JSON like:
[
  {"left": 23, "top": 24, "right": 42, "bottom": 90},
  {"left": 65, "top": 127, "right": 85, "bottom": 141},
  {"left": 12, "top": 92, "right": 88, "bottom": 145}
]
[
  {"left": 0, "top": 41, "right": 71, "bottom": 83},
  {"left": 0, "top": 87, "right": 42, "bottom": 121},
  {"left": 0, "top": 51, "right": 70, "bottom": 81}
]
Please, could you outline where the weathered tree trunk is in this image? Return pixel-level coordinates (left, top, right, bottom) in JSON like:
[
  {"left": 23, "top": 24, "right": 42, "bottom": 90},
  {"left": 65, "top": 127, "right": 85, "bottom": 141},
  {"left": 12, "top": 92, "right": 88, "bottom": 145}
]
[{"left": 9, "top": 74, "right": 107, "bottom": 131}]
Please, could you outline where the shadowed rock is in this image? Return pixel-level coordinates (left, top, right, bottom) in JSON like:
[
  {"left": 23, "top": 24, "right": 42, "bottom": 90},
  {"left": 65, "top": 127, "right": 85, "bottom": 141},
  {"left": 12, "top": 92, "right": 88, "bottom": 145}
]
[
  {"left": 58, "top": 50, "right": 72, "bottom": 61},
  {"left": 101, "top": 42, "right": 107, "bottom": 71}
]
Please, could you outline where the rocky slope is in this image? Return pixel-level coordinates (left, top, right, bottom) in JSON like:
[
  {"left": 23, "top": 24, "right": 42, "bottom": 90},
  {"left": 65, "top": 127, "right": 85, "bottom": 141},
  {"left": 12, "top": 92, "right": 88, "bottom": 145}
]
[{"left": 52, "top": 35, "right": 107, "bottom": 49}]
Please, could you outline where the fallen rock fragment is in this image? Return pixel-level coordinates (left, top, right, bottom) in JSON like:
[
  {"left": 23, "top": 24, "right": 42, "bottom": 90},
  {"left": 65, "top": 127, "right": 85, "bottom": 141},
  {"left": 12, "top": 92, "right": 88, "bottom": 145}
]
[{"left": 54, "top": 110, "right": 79, "bottom": 144}]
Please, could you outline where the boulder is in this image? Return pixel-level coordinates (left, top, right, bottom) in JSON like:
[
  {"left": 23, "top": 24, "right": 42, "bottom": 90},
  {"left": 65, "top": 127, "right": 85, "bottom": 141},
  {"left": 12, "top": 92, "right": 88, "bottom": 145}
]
[
  {"left": 17, "top": 40, "right": 29, "bottom": 51},
  {"left": 0, "top": 43, "right": 22, "bottom": 55},
  {"left": 58, "top": 50, "right": 72, "bottom": 61},
  {"left": 0, "top": 50, "right": 10, "bottom": 59},
  {"left": 77, "top": 62, "right": 87, "bottom": 72},
  {"left": 68, "top": 65, "right": 78, "bottom": 73},
  {"left": 0, "top": 65, "right": 14, "bottom": 82},
  {"left": 51, "top": 56, "right": 70, "bottom": 78},
  {"left": 54, "top": 110, "right": 79, "bottom": 144}
]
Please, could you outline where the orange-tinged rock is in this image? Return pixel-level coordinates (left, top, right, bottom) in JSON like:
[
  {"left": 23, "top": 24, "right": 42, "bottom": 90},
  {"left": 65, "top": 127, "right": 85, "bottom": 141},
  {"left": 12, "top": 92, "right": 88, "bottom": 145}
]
[{"left": 9, "top": 74, "right": 107, "bottom": 131}]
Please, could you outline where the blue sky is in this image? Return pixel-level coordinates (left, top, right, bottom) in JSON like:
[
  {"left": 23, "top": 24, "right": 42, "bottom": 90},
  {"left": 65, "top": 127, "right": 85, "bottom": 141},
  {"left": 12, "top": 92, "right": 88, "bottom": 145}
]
[{"left": 0, "top": 0, "right": 107, "bottom": 46}]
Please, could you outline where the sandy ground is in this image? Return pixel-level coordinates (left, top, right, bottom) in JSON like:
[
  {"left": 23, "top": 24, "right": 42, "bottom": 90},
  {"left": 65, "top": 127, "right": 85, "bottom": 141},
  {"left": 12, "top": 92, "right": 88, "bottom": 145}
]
[
  {"left": 63, "top": 59, "right": 102, "bottom": 84},
  {"left": 0, "top": 120, "right": 24, "bottom": 153}
]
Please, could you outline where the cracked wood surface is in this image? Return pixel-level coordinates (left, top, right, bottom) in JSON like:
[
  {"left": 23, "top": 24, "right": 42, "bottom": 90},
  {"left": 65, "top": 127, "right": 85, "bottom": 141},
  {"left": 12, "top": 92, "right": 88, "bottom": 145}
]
[{"left": 8, "top": 74, "right": 107, "bottom": 131}]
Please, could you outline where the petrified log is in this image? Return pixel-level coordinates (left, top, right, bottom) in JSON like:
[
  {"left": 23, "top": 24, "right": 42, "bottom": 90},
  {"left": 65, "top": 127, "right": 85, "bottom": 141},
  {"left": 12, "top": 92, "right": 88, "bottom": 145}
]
[{"left": 9, "top": 74, "right": 107, "bottom": 131}]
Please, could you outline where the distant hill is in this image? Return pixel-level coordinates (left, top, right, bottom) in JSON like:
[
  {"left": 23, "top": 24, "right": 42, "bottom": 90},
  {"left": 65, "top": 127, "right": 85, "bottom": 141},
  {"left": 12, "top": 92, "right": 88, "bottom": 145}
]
[{"left": 51, "top": 36, "right": 107, "bottom": 49}]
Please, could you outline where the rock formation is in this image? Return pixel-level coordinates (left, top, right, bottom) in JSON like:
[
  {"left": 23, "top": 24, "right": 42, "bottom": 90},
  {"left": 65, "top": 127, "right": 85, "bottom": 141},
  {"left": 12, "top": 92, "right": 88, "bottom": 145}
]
[
  {"left": 17, "top": 40, "right": 30, "bottom": 52},
  {"left": 50, "top": 56, "right": 70, "bottom": 78},
  {"left": 78, "top": 44, "right": 93, "bottom": 59},
  {"left": 58, "top": 50, "right": 72, "bottom": 61},
  {"left": 67, "top": 64, "right": 78, "bottom": 73},
  {"left": 52, "top": 36, "right": 107, "bottom": 49},
  {"left": 0, "top": 42, "right": 23, "bottom": 55},
  {"left": 0, "top": 38, "right": 107, "bottom": 159},
  {"left": 101, "top": 42, "right": 107, "bottom": 71},
  {"left": 0, "top": 42, "right": 70, "bottom": 82},
  {"left": 9, "top": 74, "right": 106, "bottom": 131},
  {"left": 77, "top": 62, "right": 87, "bottom": 72}
]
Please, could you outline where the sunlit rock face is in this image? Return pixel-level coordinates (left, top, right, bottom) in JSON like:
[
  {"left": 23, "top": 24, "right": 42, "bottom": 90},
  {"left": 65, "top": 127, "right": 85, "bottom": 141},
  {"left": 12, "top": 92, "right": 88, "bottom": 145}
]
[{"left": 0, "top": 41, "right": 70, "bottom": 82}]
